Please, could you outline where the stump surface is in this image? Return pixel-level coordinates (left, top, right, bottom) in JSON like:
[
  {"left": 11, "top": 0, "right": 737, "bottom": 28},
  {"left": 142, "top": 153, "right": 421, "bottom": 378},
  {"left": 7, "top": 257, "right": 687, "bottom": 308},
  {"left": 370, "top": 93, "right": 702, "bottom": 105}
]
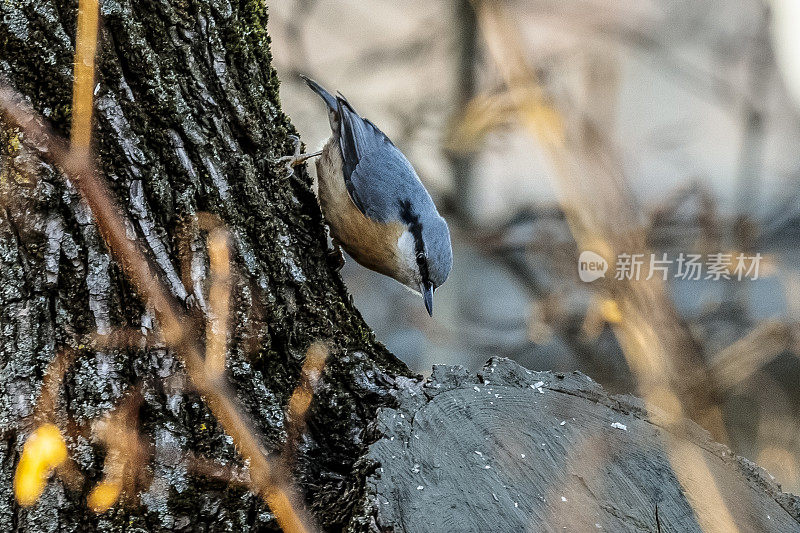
[{"left": 365, "top": 358, "right": 800, "bottom": 532}]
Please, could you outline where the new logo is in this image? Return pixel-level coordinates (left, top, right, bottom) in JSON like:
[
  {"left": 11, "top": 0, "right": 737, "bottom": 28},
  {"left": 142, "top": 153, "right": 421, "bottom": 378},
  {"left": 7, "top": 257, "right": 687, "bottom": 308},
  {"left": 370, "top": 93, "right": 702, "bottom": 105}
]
[{"left": 578, "top": 251, "right": 608, "bottom": 282}]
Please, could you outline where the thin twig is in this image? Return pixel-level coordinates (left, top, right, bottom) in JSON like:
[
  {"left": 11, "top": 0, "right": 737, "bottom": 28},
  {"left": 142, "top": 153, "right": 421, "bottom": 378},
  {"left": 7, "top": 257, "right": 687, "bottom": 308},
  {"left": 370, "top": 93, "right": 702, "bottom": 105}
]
[
  {"left": 186, "top": 451, "right": 251, "bottom": 487},
  {"left": 283, "top": 343, "right": 329, "bottom": 467},
  {"left": 88, "top": 389, "right": 150, "bottom": 513},
  {"left": 205, "top": 225, "right": 232, "bottom": 378},
  {"left": 34, "top": 348, "right": 76, "bottom": 424}
]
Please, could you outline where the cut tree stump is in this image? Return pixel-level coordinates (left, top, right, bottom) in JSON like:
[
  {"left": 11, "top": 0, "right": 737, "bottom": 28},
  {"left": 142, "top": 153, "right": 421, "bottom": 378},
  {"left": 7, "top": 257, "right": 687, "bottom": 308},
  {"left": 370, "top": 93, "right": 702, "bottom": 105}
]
[{"left": 362, "top": 358, "right": 800, "bottom": 532}]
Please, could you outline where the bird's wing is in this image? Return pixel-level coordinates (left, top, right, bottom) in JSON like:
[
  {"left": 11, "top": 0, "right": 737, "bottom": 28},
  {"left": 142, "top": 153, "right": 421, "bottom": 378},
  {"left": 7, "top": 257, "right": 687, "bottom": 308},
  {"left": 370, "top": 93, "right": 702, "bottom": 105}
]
[{"left": 337, "top": 97, "right": 428, "bottom": 223}]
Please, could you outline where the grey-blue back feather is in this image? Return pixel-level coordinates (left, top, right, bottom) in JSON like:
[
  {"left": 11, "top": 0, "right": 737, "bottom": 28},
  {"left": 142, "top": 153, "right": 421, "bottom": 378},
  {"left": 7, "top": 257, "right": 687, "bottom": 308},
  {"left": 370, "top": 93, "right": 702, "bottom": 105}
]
[
  {"left": 301, "top": 75, "right": 412, "bottom": 220},
  {"left": 346, "top": 141, "right": 435, "bottom": 223},
  {"left": 335, "top": 97, "right": 436, "bottom": 225}
]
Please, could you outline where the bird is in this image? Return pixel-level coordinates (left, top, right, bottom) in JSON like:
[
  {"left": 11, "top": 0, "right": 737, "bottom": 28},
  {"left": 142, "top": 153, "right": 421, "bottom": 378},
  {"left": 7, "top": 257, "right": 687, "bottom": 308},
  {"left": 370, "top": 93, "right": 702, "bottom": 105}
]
[{"left": 297, "top": 75, "right": 452, "bottom": 316}]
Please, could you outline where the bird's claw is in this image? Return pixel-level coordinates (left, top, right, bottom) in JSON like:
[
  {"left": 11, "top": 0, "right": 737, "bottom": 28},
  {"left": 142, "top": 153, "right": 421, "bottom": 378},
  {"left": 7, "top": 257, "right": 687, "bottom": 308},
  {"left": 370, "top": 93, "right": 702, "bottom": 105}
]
[{"left": 273, "top": 135, "right": 321, "bottom": 179}]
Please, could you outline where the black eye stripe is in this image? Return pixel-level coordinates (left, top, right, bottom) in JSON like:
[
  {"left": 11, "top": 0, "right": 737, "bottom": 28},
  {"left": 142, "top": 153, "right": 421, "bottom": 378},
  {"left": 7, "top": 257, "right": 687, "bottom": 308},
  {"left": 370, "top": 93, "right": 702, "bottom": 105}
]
[{"left": 399, "top": 200, "right": 431, "bottom": 285}]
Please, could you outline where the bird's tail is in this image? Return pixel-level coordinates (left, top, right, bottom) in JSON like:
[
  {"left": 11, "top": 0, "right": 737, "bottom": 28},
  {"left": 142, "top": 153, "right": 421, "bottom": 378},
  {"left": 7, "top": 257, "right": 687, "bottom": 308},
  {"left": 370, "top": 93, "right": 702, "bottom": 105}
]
[
  {"left": 300, "top": 75, "right": 337, "bottom": 111},
  {"left": 300, "top": 75, "right": 340, "bottom": 131}
]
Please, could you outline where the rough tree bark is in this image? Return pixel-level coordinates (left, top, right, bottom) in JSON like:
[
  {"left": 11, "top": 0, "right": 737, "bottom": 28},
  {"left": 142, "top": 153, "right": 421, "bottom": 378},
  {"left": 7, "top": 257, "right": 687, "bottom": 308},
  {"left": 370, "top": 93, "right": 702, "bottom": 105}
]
[
  {"left": 2, "top": 2, "right": 800, "bottom": 533},
  {"left": 0, "top": 1, "right": 408, "bottom": 531}
]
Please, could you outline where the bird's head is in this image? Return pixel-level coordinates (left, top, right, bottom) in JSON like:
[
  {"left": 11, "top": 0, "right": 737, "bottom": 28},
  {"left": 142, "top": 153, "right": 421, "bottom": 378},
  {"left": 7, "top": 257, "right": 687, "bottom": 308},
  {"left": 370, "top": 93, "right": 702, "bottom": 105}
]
[{"left": 395, "top": 210, "right": 452, "bottom": 316}]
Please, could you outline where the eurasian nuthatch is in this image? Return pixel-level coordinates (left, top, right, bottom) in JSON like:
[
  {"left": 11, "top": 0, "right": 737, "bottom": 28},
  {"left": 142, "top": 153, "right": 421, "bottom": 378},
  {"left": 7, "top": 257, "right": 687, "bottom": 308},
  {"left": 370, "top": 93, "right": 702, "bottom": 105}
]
[{"left": 299, "top": 76, "right": 452, "bottom": 316}]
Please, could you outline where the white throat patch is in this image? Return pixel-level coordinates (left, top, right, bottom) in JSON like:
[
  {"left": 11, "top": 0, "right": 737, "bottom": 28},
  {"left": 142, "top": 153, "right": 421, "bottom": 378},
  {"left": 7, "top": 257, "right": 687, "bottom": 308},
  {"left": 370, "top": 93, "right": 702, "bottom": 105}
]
[{"left": 396, "top": 230, "right": 421, "bottom": 288}]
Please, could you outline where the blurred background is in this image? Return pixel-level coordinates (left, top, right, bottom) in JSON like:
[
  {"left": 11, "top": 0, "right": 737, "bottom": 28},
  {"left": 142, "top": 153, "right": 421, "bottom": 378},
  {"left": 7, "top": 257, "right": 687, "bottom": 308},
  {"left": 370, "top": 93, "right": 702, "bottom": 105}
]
[{"left": 268, "top": 0, "right": 800, "bottom": 493}]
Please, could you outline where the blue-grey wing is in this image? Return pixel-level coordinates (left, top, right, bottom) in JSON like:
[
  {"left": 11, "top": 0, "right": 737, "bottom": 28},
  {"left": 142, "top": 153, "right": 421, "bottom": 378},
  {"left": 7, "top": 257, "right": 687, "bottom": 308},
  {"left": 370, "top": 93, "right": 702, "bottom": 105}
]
[
  {"left": 349, "top": 147, "right": 433, "bottom": 223},
  {"left": 337, "top": 97, "right": 428, "bottom": 222}
]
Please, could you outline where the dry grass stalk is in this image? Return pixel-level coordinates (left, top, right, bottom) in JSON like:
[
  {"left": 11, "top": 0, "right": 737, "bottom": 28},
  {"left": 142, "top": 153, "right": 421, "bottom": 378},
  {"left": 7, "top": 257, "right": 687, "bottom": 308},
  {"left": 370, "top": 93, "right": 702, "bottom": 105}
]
[
  {"left": 0, "top": 79, "right": 317, "bottom": 533},
  {"left": 471, "top": 0, "right": 720, "bottom": 423},
  {"left": 470, "top": 1, "right": 739, "bottom": 529},
  {"left": 710, "top": 321, "right": 795, "bottom": 391},
  {"left": 205, "top": 225, "right": 232, "bottom": 378},
  {"left": 613, "top": 316, "right": 740, "bottom": 532},
  {"left": 87, "top": 390, "right": 150, "bottom": 512},
  {"left": 70, "top": 0, "right": 99, "bottom": 150},
  {"left": 283, "top": 342, "right": 329, "bottom": 466}
]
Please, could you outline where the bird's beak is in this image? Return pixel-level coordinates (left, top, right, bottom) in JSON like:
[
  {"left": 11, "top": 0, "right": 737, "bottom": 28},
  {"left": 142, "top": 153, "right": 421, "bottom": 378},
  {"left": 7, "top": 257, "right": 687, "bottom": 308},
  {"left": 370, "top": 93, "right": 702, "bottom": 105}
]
[{"left": 422, "top": 283, "right": 434, "bottom": 317}]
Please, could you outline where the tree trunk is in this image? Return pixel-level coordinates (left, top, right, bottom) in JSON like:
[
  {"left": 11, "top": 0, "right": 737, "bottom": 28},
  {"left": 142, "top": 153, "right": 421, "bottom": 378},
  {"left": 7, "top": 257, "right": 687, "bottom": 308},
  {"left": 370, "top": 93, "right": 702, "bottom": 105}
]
[
  {"left": 4, "top": 2, "right": 800, "bottom": 533},
  {"left": 0, "top": 1, "right": 408, "bottom": 531}
]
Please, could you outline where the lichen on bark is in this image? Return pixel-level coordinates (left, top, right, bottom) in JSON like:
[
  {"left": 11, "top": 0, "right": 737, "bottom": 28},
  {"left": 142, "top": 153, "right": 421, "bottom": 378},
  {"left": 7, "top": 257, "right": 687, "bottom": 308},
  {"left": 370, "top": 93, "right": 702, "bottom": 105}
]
[{"left": 0, "top": 1, "right": 409, "bottom": 531}]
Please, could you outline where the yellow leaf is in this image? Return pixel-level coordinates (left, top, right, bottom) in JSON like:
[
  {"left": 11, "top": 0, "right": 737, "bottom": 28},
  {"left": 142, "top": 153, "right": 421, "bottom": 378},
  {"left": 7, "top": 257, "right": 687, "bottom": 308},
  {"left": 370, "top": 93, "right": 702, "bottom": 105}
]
[
  {"left": 600, "top": 299, "right": 623, "bottom": 324},
  {"left": 87, "top": 480, "right": 122, "bottom": 513},
  {"left": 14, "top": 456, "right": 48, "bottom": 506},
  {"left": 14, "top": 423, "right": 67, "bottom": 506},
  {"left": 31, "top": 424, "right": 68, "bottom": 467}
]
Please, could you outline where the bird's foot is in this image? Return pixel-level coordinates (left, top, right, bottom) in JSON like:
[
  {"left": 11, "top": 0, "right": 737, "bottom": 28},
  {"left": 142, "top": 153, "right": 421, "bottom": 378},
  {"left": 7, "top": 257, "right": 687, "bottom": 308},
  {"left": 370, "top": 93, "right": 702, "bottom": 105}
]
[{"left": 273, "top": 135, "right": 321, "bottom": 178}]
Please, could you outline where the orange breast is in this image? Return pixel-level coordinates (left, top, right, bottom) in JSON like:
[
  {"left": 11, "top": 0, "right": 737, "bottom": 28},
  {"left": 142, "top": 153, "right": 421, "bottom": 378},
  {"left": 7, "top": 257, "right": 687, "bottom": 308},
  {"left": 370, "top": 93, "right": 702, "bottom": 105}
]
[{"left": 315, "top": 139, "right": 406, "bottom": 280}]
